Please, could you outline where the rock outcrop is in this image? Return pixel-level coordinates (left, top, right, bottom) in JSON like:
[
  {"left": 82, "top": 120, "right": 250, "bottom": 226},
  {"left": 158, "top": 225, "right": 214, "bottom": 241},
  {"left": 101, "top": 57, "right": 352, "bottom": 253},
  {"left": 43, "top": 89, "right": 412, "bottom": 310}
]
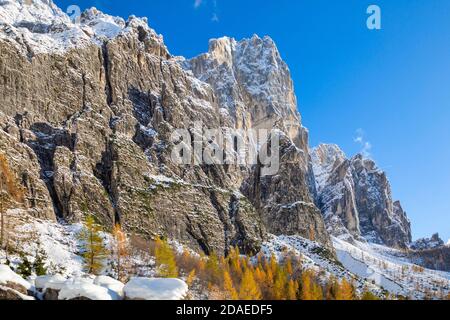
[
  {"left": 410, "top": 233, "right": 445, "bottom": 251},
  {"left": 311, "top": 144, "right": 412, "bottom": 248}
]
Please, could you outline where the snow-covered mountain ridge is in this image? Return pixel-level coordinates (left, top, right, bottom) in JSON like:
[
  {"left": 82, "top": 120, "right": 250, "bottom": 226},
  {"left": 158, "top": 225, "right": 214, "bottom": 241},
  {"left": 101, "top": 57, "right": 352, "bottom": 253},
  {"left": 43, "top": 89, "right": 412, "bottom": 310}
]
[{"left": 0, "top": 0, "right": 167, "bottom": 55}]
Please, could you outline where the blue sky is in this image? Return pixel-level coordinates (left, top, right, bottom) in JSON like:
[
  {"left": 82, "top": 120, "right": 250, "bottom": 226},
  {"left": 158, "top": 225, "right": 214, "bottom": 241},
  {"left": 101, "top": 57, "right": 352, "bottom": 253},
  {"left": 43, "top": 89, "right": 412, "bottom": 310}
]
[{"left": 54, "top": 0, "right": 450, "bottom": 242}]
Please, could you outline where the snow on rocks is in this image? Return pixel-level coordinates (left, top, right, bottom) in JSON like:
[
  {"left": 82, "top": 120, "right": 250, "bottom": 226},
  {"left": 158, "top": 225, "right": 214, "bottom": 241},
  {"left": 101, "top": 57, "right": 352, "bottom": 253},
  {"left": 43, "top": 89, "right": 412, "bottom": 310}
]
[
  {"left": 94, "top": 275, "right": 125, "bottom": 299},
  {"left": 35, "top": 274, "right": 66, "bottom": 291},
  {"left": 0, "top": 0, "right": 167, "bottom": 56},
  {"left": 0, "top": 265, "right": 35, "bottom": 300},
  {"left": 0, "top": 265, "right": 33, "bottom": 293},
  {"left": 58, "top": 277, "right": 118, "bottom": 300},
  {"left": 124, "top": 278, "right": 188, "bottom": 300}
]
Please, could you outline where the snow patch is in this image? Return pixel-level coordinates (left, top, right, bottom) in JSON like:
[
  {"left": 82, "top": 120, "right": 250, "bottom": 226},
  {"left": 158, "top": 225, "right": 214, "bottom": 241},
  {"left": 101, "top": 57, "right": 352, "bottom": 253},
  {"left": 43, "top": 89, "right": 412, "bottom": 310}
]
[{"left": 124, "top": 278, "right": 188, "bottom": 300}]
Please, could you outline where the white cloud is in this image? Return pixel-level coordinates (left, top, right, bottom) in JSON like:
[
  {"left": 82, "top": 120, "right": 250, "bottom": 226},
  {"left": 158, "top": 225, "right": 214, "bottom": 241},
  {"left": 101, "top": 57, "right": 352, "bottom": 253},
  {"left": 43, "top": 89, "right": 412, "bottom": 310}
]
[
  {"left": 194, "top": 0, "right": 203, "bottom": 8},
  {"left": 354, "top": 129, "right": 372, "bottom": 158}
]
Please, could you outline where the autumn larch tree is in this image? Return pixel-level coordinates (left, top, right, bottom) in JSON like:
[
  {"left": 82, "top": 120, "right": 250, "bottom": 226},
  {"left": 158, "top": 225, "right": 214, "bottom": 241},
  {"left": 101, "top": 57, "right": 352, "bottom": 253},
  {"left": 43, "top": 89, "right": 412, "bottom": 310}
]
[
  {"left": 154, "top": 237, "right": 178, "bottom": 278},
  {"left": 111, "top": 223, "right": 129, "bottom": 281},
  {"left": 78, "top": 215, "right": 109, "bottom": 275},
  {"left": 239, "top": 269, "right": 262, "bottom": 300}
]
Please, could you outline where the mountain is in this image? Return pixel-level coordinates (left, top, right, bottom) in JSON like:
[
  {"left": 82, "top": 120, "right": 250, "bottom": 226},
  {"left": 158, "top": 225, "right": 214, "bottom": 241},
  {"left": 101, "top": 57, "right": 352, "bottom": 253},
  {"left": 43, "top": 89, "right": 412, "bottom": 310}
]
[
  {"left": 410, "top": 233, "right": 445, "bottom": 251},
  {"left": 311, "top": 144, "right": 412, "bottom": 248},
  {"left": 0, "top": 0, "right": 330, "bottom": 255},
  {"left": 0, "top": 1, "right": 448, "bottom": 299}
]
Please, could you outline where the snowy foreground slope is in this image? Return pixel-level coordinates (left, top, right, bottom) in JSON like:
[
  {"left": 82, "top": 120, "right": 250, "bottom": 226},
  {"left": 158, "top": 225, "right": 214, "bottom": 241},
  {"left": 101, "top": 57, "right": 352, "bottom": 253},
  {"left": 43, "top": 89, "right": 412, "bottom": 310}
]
[
  {"left": 262, "top": 235, "right": 449, "bottom": 299},
  {"left": 1, "top": 211, "right": 448, "bottom": 300}
]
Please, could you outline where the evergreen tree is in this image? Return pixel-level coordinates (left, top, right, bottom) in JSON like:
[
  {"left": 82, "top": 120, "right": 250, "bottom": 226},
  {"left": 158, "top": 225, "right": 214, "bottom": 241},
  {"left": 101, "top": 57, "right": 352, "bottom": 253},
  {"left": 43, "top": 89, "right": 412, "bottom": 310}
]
[
  {"left": 33, "top": 247, "right": 48, "bottom": 276},
  {"left": 239, "top": 269, "right": 262, "bottom": 300},
  {"left": 17, "top": 253, "right": 32, "bottom": 278},
  {"left": 154, "top": 238, "right": 178, "bottom": 278},
  {"left": 78, "top": 215, "right": 109, "bottom": 275}
]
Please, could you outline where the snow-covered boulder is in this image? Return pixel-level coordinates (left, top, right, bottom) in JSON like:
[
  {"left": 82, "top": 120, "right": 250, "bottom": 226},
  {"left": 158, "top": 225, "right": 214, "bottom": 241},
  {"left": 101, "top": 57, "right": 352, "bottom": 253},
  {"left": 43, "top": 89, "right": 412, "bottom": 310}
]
[
  {"left": 124, "top": 278, "right": 188, "bottom": 300},
  {"left": 58, "top": 277, "right": 119, "bottom": 300},
  {"left": 0, "top": 265, "right": 33, "bottom": 294},
  {"left": 34, "top": 274, "right": 67, "bottom": 300},
  {"left": 94, "top": 276, "right": 124, "bottom": 299},
  {"left": 0, "top": 285, "right": 35, "bottom": 300}
]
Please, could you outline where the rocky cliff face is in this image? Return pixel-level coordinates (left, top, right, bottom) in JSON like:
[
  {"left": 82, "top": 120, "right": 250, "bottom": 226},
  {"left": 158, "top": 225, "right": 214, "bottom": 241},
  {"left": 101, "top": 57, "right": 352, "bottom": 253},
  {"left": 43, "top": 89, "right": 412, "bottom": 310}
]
[
  {"left": 185, "top": 36, "right": 331, "bottom": 248},
  {"left": 311, "top": 144, "right": 412, "bottom": 248},
  {"left": 0, "top": 1, "right": 331, "bottom": 254}
]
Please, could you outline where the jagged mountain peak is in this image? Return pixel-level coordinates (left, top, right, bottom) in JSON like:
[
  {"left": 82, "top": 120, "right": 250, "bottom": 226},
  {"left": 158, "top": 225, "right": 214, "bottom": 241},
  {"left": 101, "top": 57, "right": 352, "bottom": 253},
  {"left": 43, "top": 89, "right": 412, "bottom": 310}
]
[
  {"left": 0, "top": 0, "right": 167, "bottom": 56},
  {"left": 410, "top": 233, "right": 445, "bottom": 251},
  {"left": 311, "top": 143, "right": 412, "bottom": 248},
  {"left": 0, "top": 0, "right": 67, "bottom": 26}
]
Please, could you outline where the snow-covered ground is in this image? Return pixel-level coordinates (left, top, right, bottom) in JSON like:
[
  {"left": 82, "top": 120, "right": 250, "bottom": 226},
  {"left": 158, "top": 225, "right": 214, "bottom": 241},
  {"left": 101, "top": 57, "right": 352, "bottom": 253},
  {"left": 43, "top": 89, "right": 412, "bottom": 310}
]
[
  {"left": 332, "top": 237, "right": 449, "bottom": 299},
  {"left": 1, "top": 210, "right": 448, "bottom": 300},
  {"left": 261, "top": 234, "right": 450, "bottom": 299}
]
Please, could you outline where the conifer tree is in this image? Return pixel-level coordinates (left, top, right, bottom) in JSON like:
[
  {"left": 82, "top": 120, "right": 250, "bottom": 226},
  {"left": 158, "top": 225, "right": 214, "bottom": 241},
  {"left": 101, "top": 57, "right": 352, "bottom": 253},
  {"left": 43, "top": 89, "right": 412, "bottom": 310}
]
[
  {"left": 336, "top": 278, "right": 354, "bottom": 300},
  {"left": 186, "top": 269, "right": 197, "bottom": 287},
  {"left": 239, "top": 269, "right": 262, "bottom": 300},
  {"left": 154, "top": 238, "right": 178, "bottom": 278},
  {"left": 33, "top": 247, "right": 48, "bottom": 276},
  {"left": 17, "top": 253, "right": 32, "bottom": 278},
  {"left": 223, "top": 270, "right": 239, "bottom": 300},
  {"left": 301, "top": 271, "right": 313, "bottom": 300},
  {"left": 311, "top": 282, "right": 324, "bottom": 300},
  {"left": 111, "top": 223, "right": 128, "bottom": 281},
  {"left": 273, "top": 268, "right": 287, "bottom": 300},
  {"left": 287, "top": 279, "right": 298, "bottom": 300},
  {"left": 326, "top": 276, "right": 339, "bottom": 300},
  {"left": 361, "top": 289, "right": 379, "bottom": 300},
  {"left": 78, "top": 215, "right": 109, "bottom": 275},
  {"left": 206, "top": 251, "right": 221, "bottom": 284}
]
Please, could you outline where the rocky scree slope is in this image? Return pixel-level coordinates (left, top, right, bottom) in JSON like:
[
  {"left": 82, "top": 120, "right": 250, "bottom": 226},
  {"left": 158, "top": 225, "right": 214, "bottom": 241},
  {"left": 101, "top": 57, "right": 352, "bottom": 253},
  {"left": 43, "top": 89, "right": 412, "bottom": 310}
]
[{"left": 0, "top": 0, "right": 330, "bottom": 255}]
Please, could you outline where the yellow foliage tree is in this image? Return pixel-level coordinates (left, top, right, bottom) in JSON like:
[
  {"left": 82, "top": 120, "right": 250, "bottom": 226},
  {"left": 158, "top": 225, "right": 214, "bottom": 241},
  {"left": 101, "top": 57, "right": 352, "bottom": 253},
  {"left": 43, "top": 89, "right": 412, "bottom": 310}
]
[
  {"left": 206, "top": 252, "right": 221, "bottom": 284},
  {"left": 154, "top": 238, "right": 178, "bottom": 278},
  {"left": 273, "top": 269, "right": 287, "bottom": 300},
  {"left": 336, "top": 278, "right": 354, "bottom": 300},
  {"left": 239, "top": 269, "right": 262, "bottom": 300},
  {"left": 186, "top": 269, "right": 196, "bottom": 287},
  {"left": 111, "top": 223, "right": 128, "bottom": 281},
  {"left": 301, "top": 271, "right": 313, "bottom": 300},
  {"left": 223, "top": 270, "right": 239, "bottom": 300},
  {"left": 78, "top": 215, "right": 109, "bottom": 275},
  {"left": 287, "top": 279, "right": 298, "bottom": 300}
]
